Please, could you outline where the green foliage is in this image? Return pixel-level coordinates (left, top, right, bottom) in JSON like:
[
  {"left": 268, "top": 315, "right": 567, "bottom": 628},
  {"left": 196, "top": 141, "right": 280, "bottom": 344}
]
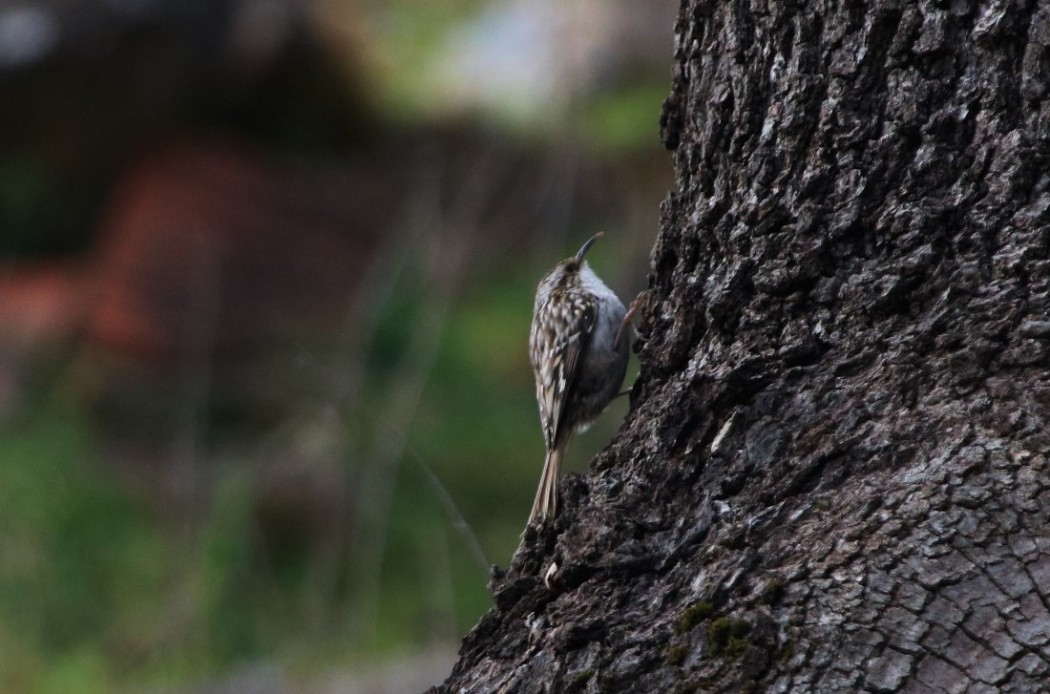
[
  {"left": 571, "top": 668, "right": 595, "bottom": 685},
  {"left": 0, "top": 399, "right": 162, "bottom": 690},
  {"left": 706, "top": 617, "right": 752, "bottom": 659},
  {"left": 675, "top": 600, "right": 716, "bottom": 635},
  {"left": 812, "top": 497, "right": 832, "bottom": 512},
  {"left": 35, "top": 649, "right": 111, "bottom": 694},
  {"left": 665, "top": 644, "right": 687, "bottom": 666},
  {"left": 371, "top": 1, "right": 489, "bottom": 121},
  {"left": 0, "top": 389, "right": 495, "bottom": 688},
  {"left": 584, "top": 85, "right": 669, "bottom": 152},
  {"left": 368, "top": 1, "right": 670, "bottom": 150},
  {"left": 0, "top": 232, "right": 638, "bottom": 689}
]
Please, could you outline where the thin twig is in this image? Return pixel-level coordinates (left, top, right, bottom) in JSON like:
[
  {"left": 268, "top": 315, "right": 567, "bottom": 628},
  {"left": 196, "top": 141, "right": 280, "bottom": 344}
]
[{"left": 405, "top": 445, "right": 490, "bottom": 573}]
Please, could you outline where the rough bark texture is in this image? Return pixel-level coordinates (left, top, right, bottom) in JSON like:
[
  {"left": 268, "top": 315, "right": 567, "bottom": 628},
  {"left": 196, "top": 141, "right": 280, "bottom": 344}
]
[{"left": 438, "top": 0, "right": 1050, "bottom": 692}]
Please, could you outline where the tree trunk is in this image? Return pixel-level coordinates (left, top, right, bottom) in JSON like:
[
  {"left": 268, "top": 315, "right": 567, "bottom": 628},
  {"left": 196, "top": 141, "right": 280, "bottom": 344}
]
[{"left": 437, "top": 0, "right": 1050, "bottom": 691}]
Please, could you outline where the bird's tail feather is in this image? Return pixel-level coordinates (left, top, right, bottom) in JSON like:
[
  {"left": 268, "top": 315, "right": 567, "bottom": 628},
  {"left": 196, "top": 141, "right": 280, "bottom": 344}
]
[{"left": 528, "top": 445, "right": 563, "bottom": 524}]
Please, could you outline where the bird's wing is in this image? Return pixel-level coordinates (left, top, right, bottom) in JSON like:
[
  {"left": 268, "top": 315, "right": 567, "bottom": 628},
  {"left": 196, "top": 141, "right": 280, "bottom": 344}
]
[{"left": 531, "top": 293, "right": 597, "bottom": 448}]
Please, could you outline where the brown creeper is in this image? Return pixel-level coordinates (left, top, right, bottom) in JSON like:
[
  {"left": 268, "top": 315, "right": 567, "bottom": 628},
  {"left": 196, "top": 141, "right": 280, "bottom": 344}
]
[{"left": 528, "top": 232, "right": 631, "bottom": 523}]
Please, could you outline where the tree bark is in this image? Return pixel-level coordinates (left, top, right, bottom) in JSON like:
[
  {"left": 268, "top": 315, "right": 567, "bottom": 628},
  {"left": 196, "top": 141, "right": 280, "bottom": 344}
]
[{"left": 437, "top": 0, "right": 1050, "bottom": 691}]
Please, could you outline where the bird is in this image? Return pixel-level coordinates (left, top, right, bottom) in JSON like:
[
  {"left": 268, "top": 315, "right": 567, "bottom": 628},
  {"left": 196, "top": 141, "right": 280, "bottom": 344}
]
[{"left": 528, "top": 232, "right": 633, "bottom": 524}]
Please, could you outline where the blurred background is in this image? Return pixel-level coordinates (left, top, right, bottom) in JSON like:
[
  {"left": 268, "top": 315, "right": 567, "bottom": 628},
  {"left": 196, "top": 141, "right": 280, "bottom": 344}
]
[{"left": 0, "top": 0, "right": 675, "bottom": 691}]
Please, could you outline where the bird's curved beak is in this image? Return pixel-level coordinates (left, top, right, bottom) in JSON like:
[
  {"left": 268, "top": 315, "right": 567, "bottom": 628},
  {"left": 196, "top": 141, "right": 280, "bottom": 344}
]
[{"left": 576, "top": 232, "right": 604, "bottom": 261}]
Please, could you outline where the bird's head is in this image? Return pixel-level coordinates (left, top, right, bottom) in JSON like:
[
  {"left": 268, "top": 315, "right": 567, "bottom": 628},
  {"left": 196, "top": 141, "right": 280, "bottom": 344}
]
[{"left": 539, "top": 232, "right": 604, "bottom": 293}]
